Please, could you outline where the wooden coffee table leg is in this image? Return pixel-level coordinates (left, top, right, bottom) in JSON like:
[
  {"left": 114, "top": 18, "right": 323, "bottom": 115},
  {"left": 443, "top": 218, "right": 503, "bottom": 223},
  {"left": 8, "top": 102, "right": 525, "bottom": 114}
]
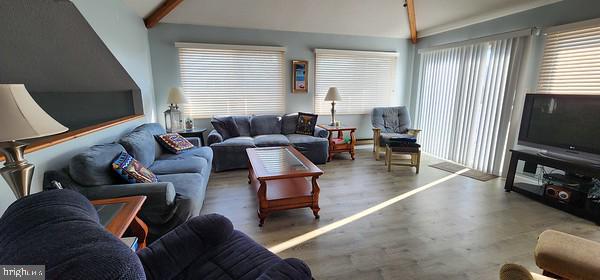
[
  {"left": 350, "top": 129, "right": 356, "bottom": 160},
  {"left": 311, "top": 176, "right": 321, "bottom": 219},
  {"left": 257, "top": 180, "right": 269, "bottom": 226}
]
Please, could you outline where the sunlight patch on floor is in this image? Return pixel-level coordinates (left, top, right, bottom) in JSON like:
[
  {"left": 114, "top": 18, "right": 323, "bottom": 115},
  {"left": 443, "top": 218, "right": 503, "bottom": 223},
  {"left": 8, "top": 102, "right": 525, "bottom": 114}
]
[{"left": 268, "top": 168, "right": 470, "bottom": 254}]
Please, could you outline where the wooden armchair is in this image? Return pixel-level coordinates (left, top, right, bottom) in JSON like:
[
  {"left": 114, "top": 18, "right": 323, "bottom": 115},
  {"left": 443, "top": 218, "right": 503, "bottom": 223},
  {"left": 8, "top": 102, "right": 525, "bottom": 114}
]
[{"left": 371, "top": 106, "right": 421, "bottom": 160}]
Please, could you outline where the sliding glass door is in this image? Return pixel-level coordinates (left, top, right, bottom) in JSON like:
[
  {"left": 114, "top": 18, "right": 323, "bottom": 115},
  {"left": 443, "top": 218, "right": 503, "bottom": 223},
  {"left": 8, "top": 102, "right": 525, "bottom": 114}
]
[{"left": 415, "top": 36, "right": 526, "bottom": 174}]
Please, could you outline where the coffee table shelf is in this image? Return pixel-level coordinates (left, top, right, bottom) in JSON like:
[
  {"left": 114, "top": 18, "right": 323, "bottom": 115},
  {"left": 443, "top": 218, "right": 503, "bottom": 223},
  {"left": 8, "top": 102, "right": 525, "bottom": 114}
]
[{"left": 247, "top": 146, "right": 323, "bottom": 226}]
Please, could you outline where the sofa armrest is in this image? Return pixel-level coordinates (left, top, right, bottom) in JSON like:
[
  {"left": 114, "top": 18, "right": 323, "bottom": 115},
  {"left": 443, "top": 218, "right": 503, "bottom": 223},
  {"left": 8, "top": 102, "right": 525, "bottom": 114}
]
[
  {"left": 208, "top": 129, "right": 223, "bottom": 145},
  {"left": 314, "top": 126, "right": 328, "bottom": 138},
  {"left": 80, "top": 182, "right": 176, "bottom": 222},
  {"left": 535, "top": 230, "right": 600, "bottom": 280},
  {"left": 257, "top": 258, "right": 312, "bottom": 280},
  {"left": 137, "top": 214, "right": 234, "bottom": 280},
  {"left": 185, "top": 137, "right": 201, "bottom": 147}
]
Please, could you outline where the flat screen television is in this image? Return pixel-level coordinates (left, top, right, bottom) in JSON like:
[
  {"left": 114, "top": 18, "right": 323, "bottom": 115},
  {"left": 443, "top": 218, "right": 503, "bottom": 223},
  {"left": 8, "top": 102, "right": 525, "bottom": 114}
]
[{"left": 518, "top": 93, "right": 600, "bottom": 165}]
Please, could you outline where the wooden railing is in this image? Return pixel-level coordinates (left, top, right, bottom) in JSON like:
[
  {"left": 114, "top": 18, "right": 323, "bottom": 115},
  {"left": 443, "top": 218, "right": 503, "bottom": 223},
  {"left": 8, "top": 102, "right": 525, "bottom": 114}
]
[{"left": 0, "top": 115, "right": 144, "bottom": 162}]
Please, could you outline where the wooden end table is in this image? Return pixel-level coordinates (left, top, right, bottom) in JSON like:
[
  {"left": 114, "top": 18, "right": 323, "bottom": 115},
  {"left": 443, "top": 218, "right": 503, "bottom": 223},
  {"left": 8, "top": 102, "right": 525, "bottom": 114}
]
[
  {"left": 317, "top": 124, "right": 357, "bottom": 161},
  {"left": 246, "top": 146, "right": 324, "bottom": 226},
  {"left": 92, "top": 196, "right": 148, "bottom": 250}
]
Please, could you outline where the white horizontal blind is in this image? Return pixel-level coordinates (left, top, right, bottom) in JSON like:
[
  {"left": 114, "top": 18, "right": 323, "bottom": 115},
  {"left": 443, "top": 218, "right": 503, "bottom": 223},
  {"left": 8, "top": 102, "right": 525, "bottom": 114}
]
[
  {"left": 415, "top": 37, "right": 526, "bottom": 174},
  {"left": 315, "top": 49, "right": 397, "bottom": 114},
  {"left": 178, "top": 45, "right": 285, "bottom": 118},
  {"left": 538, "top": 23, "right": 600, "bottom": 94}
]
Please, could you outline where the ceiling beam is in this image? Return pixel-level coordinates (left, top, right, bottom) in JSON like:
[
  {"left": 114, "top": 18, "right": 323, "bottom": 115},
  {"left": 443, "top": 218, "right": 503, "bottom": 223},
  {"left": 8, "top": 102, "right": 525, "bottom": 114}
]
[
  {"left": 144, "top": 0, "right": 184, "bottom": 29},
  {"left": 405, "top": 0, "right": 417, "bottom": 43}
]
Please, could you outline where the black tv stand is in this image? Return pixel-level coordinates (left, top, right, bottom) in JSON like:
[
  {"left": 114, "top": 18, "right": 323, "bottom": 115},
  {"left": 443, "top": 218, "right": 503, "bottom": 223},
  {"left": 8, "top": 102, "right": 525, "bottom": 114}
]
[
  {"left": 537, "top": 150, "right": 600, "bottom": 167},
  {"left": 505, "top": 149, "right": 600, "bottom": 223}
]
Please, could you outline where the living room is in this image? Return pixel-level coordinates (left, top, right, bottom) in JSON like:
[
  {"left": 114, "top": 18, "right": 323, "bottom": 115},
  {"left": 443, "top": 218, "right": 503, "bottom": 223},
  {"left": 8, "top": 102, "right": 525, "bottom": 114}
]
[{"left": 1, "top": 0, "right": 600, "bottom": 279}]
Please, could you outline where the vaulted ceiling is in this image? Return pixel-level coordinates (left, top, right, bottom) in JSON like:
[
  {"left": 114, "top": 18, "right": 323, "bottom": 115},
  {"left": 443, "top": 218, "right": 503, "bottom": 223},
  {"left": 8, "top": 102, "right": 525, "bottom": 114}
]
[{"left": 124, "top": 0, "right": 561, "bottom": 38}]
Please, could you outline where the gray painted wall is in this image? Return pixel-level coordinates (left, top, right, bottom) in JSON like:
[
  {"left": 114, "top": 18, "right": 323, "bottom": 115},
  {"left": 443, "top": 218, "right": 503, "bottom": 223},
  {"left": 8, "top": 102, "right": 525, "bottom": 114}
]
[
  {"left": 148, "top": 24, "right": 413, "bottom": 139},
  {"left": 0, "top": 0, "right": 156, "bottom": 213}
]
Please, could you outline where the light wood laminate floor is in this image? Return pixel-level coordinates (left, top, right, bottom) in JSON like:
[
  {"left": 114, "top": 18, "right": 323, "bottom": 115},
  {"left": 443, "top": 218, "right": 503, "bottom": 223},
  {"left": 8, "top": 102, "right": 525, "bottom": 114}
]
[{"left": 201, "top": 145, "right": 600, "bottom": 280}]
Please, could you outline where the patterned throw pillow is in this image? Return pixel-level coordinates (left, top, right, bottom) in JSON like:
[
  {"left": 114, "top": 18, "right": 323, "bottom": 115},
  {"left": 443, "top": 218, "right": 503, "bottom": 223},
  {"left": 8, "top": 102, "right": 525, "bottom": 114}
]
[
  {"left": 112, "top": 152, "right": 158, "bottom": 184},
  {"left": 295, "top": 112, "right": 318, "bottom": 135},
  {"left": 155, "top": 133, "right": 195, "bottom": 154}
]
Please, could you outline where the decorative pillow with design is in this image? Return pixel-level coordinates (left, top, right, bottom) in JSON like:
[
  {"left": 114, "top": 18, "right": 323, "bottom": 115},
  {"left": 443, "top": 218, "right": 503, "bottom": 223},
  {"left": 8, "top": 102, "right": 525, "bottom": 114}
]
[
  {"left": 295, "top": 112, "right": 318, "bottom": 136},
  {"left": 155, "top": 133, "right": 195, "bottom": 154},
  {"left": 112, "top": 152, "right": 158, "bottom": 184}
]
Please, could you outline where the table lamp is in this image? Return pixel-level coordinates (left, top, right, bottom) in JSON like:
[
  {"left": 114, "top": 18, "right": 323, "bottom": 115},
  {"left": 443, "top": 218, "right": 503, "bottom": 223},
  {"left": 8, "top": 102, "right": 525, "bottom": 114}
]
[
  {"left": 324, "top": 87, "right": 342, "bottom": 126},
  {"left": 164, "top": 87, "right": 188, "bottom": 132},
  {"left": 0, "top": 84, "right": 68, "bottom": 198}
]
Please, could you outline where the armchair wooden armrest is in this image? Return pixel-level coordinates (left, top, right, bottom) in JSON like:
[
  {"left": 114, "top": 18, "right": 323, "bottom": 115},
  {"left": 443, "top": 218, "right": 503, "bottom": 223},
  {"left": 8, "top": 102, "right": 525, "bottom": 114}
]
[
  {"left": 407, "top": 128, "right": 422, "bottom": 137},
  {"left": 372, "top": 128, "right": 381, "bottom": 148}
]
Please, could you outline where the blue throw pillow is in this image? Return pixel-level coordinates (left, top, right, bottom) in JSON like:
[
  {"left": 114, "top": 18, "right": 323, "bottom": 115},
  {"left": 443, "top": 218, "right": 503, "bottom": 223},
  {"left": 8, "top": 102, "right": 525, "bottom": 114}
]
[{"left": 112, "top": 152, "right": 158, "bottom": 184}]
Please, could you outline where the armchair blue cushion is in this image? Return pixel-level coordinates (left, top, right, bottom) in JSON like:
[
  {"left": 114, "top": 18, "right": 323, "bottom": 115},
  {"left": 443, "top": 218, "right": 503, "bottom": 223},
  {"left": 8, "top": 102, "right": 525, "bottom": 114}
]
[{"left": 0, "top": 190, "right": 312, "bottom": 280}]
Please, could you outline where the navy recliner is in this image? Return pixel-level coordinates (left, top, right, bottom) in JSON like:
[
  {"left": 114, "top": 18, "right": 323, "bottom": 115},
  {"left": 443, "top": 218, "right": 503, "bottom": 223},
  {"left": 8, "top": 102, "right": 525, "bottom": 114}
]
[{"left": 0, "top": 190, "right": 312, "bottom": 280}]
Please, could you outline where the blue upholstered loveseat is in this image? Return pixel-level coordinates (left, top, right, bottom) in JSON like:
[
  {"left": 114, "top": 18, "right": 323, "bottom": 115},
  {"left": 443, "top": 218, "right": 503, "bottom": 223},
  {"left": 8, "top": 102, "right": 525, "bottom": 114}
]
[
  {"left": 44, "top": 123, "right": 212, "bottom": 241},
  {"left": 208, "top": 114, "right": 329, "bottom": 172},
  {"left": 0, "top": 189, "right": 312, "bottom": 279}
]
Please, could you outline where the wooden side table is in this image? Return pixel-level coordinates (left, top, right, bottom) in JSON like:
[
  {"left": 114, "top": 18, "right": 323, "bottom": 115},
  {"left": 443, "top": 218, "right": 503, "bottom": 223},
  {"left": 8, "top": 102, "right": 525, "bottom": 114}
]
[
  {"left": 92, "top": 196, "right": 148, "bottom": 250},
  {"left": 175, "top": 128, "right": 207, "bottom": 146},
  {"left": 317, "top": 125, "right": 357, "bottom": 161}
]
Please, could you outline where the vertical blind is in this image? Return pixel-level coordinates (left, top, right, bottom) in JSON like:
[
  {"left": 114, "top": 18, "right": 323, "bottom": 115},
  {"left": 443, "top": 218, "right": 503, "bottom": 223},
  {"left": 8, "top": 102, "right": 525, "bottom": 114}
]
[
  {"left": 177, "top": 43, "right": 285, "bottom": 118},
  {"left": 314, "top": 49, "right": 397, "bottom": 114},
  {"left": 415, "top": 37, "right": 526, "bottom": 174},
  {"left": 538, "top": 23, "right": 600, "bottom": 94}
]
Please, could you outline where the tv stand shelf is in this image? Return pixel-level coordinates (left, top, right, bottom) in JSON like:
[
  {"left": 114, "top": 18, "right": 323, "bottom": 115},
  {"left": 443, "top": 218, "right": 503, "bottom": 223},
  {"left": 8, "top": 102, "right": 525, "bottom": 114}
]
[{"left": 505, "top": 149, "right": 600, "bottom": 223}]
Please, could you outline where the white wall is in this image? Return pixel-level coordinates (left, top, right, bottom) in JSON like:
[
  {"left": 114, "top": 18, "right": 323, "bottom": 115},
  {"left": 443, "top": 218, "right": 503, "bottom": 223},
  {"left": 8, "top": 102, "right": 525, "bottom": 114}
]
[
  {"left": 0, "top": 0, "right": 156, "bottom": 214},
  {"left": 148, "top": 24, "right": 413, "bottom": 139}
]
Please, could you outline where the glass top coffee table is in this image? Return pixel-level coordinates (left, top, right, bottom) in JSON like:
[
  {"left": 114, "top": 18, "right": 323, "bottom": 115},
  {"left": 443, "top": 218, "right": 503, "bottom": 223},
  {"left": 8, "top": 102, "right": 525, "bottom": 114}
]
[{"left": 246, "top": 146, "right": 324, "bottom": 226}]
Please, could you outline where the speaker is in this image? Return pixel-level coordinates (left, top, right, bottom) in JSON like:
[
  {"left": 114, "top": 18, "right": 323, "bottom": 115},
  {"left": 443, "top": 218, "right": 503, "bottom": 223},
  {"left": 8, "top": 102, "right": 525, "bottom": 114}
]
[{"left": 544, "top": 185, "right": 573, "bottom": 203}]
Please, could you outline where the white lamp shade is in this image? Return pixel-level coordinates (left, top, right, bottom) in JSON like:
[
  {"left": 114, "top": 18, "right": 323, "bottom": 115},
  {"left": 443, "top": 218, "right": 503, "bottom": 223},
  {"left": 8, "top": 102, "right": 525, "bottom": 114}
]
[
  {"left": 0, "top": 84, "right": 68, "bottom": 142},
  {"left": 167, "top": 87, "right": 188, "bottom": 104},
  {"left": 324, "top": 87, "right": 342, "bottom": 101}
]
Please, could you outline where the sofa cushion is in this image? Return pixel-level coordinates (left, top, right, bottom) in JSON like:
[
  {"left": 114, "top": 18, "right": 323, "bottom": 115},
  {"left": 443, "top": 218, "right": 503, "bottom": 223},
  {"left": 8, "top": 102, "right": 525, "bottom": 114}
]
[
  {"left": 155, "top": 133, "right": 194, "bottom": 154},
  {"left": 112, "top": 151, "right": 159, "bottom": 183},
  {"left": 254, "top": 134, "right": 290, "bottom": 147},
  {"left": 119, "top": 130, "right": 156, "bottom": 167},
  {"left": 158, "top": 147, "right": 214, "bottom": 163},
  {"left": 250, "top": 115, "right": 281, "bottom": 136},
  {"left": 211, "top": 116, "right": 241, "bottom": 140},
  {"left": 69, "top": 143, "right": 125, "bottom": 186},
  {"left": 175, "top": 230, "right": 283, "bottom": 279},
  {"left": 133, "top": 123, "right": 166, "bottom": 135},
  {"left": 295, "top": 112, "right": 318, "bottom": 135},
  {"left": 232, "top": 116, "right": 252, "bottom": 136},
  {"left": 213, "top": 136, "right": 255, "bottom": 147},
  {"left": 150, "top": 157, "right": 207, "bottom": 175},
  {"left": 281, "top": 113, "right": 299, "bottom": 135}
]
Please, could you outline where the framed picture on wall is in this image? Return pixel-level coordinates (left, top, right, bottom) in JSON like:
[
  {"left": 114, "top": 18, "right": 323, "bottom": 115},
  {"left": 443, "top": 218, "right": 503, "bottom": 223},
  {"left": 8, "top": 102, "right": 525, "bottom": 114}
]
[{"left": 292, "top": 60, "right": 308, "bottom": 93}]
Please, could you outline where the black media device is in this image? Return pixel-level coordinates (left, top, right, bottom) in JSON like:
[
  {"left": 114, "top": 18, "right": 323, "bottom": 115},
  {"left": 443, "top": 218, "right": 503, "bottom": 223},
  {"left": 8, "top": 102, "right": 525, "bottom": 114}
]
[{"left": 518, "top": 93, "right": 600, "bottom": 165}]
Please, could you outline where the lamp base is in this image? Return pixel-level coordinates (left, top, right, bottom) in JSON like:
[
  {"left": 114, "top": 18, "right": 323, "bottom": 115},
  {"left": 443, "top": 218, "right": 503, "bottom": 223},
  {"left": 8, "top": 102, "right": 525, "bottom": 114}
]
[{"left": 0, "top": 141, "right": 34, "bottom": 199}]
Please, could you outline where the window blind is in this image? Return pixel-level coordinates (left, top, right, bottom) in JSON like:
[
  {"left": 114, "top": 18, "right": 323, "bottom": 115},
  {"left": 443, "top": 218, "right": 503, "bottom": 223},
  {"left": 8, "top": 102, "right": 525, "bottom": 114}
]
[
  {"left": 538, "top": 23, "right": 600, "bottom": 94},
  {"left": 314, "top": 49, "right": 397, "bottom": 115},
  {"left": 177, "top": 43, "right": 285, "bottom": 118},
  {"left": 415, "top": 37, "right": 526, "bottom": 175}
]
